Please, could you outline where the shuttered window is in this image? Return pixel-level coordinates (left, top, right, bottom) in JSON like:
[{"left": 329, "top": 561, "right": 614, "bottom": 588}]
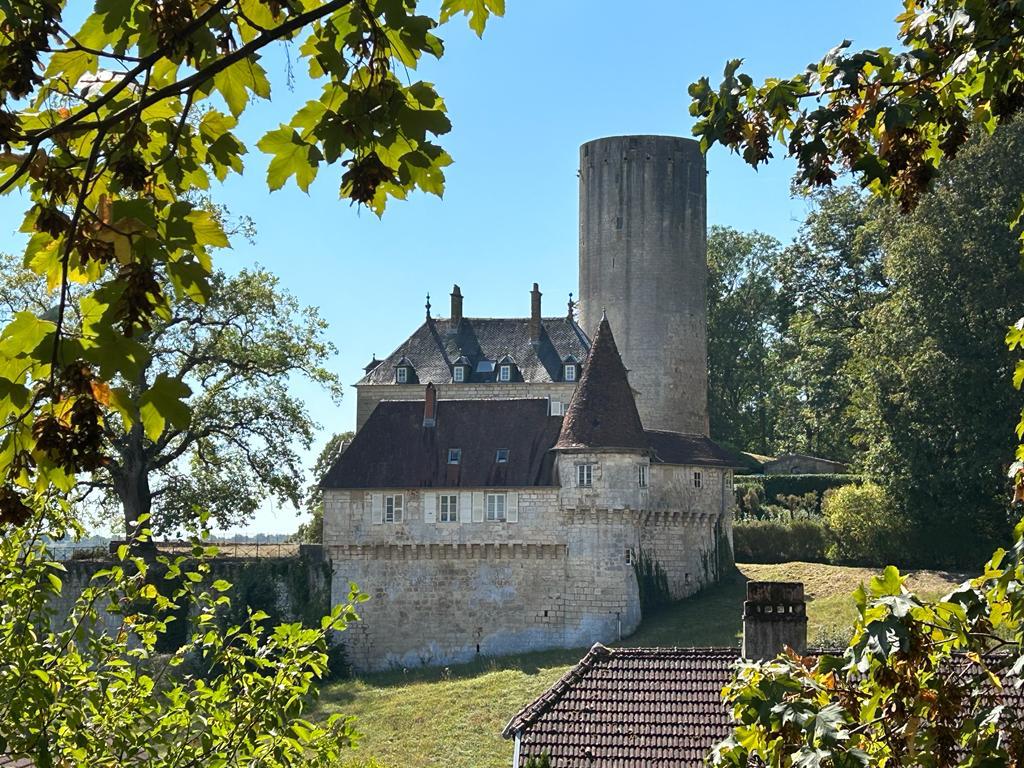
[
  {"left": 384, "top": 494, "right": 404, "bottom": 522},
  {"left": 439, "top": 494, "right": 458, "bottom": 522},
  {"left": 485, "top": 493, "right": 506, "bottom": 521}
]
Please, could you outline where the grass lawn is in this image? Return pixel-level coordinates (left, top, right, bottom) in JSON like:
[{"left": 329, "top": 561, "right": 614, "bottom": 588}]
[{"left": 318, "top": 561, "right": 966, "bottom": 768}]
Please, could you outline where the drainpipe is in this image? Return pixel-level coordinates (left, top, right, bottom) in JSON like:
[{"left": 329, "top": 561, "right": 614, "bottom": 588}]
[
  {"left": 512, "top": 731, "right": 522, "bottom": 767},
  {"left": 616, "top": 611, "right": 621, "bottom": 642}
]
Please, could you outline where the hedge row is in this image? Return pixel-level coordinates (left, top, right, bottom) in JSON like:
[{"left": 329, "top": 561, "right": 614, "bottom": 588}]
[{"left": 732, "top": 518, "right": 831, "bottom": 564}]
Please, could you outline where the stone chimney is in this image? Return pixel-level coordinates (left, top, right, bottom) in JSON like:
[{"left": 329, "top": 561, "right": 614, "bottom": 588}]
[
  {"left": 450, "top": 284, "right": 463, "bottom": 325},
  {"left": 529, "top": 283, "right": 542, "bottom": 344},
  {"left": 742, "top": 581, "right": 807, "bottom": 660},
  {"left": 423, "top": 383, "right": 437, "bottom": 428}
]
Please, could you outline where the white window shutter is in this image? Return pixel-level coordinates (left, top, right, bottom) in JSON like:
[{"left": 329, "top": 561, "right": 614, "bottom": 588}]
[
  {"left": 459, "top": 492, "right": 473, "bottom": 523},
  {"left": 371, "top": 493, "right": 383, "bottom": 524},
  {"left": 423, "top": 492, "right": 437, "bottom": 523},
  {"left": 472, "top": 492, "right": 485, "bottom": 523},
  {"left": 506, "top": 491, "right": 519, "bottom": 523}
]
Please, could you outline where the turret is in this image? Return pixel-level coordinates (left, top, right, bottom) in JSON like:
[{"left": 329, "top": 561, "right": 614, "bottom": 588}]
[{"left": 553, "top": 315, "right": 651, "bottom": 510}]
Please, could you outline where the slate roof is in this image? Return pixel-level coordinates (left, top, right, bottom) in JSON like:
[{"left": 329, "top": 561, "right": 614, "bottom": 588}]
[
  {"left": 358, "top": 317, "right": 590, "bottom": 385},
  {"left": 646, "top": 430, "right": 745, "bottom": 469},
  {"left": 503, "top": 644, "right": 740, "bottom": 767},
  {"left": 321, "top": 398, "right": 563, "bottom": 489},
  {"left": 555, "top": 317, "right": 649, "bottom": 453}
]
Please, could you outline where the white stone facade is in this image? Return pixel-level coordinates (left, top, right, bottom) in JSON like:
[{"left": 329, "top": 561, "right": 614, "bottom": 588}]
[{"left": 323, "top": 461, "right": 733, "bottom": 671}]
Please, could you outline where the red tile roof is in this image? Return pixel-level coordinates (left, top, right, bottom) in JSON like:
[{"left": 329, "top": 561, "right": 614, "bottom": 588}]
[{"left": 503, "top": 644, "right": 740, "bottom": 767}]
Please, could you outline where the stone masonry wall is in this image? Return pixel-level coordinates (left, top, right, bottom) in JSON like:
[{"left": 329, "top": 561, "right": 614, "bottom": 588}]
[
  {"left": 355, "top": 382, "right": 578, "bottom": 429},
  {"left": 322, "top": 462, "right": 729, "bottom": 671}
]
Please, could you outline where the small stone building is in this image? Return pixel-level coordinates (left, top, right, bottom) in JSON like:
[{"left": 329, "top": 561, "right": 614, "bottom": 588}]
[{"left": 322, "top": 318, "right": 739, "bottom": 671}]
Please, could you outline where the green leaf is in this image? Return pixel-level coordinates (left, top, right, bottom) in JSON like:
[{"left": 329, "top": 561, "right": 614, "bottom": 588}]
[
  {"left": 257, "top": 127, "right": 324, "bottom": 192},
  {"left": 137, "top": 374, "right": 191, "bottom": 441},
  {"left": 212, "top": 60, "right": 271, "bottom": 117},
  {"left": 439, "top": 0, "right": 504, "bottom": 37}
]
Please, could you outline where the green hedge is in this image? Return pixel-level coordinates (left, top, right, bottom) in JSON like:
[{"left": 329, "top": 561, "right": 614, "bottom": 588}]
[
  {"left": 733, "top": 518, "right": 831, "bottom": 564},
  {"left": 735, "top": 474, "right": 862, "bottom": 517}
]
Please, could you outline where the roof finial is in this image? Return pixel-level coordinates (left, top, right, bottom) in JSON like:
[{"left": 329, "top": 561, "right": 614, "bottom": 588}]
[
  {"left": 601, "top": 306, "right": 608, "bottom": 321},
  {"left": 425, "top": 293, "right": 432, "bottom": 319},
  {"left": 567, "top": 292, "right": 576, "bottom": 320}
]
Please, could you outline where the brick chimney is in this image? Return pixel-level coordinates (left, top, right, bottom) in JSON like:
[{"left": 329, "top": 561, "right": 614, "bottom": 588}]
[
  {"left": 742, "top": 581, "right": 807, "bottom": 660},
  {"left": 529, "top": 283, "right": 542, "bottom": 344},
  {"left": 423, "top": 383, "right": 437, "bottom": 428},
  {"left": 450, "top": 284, "right": 463, "bottom": 325}
]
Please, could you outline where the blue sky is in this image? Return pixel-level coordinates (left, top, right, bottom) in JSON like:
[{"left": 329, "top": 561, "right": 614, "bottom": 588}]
[{"left": 0, "top": 2, "right": 903, "bottom": 534}]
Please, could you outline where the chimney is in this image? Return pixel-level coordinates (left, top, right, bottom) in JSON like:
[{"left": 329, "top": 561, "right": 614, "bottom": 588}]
[
  {"left": 529, "top": 283, "right": 542, "bottom": 344},
  {"left": 742, "top": 581, "right": 807, "bottom": 660},
  {"left": 450, "top": 285, "right": 463, "bottom": 325},
  {"left": 423, "top": 383, "right": 437, "bottom": 428}
]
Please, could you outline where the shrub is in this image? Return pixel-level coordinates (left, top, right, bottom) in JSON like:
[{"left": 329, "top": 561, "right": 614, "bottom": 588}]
[
  {"left": 735, "top": 475, "right": 861, "bottom": 519},
  {"left": 822, "top": 483, "right": 907, "bottom": 566},
  {"left": 733, "top": 518, "right": 830, "bottom": 563}
]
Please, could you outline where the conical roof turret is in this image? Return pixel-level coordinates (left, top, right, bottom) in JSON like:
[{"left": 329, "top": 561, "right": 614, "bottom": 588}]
[{"left": 555, "top": 315, "right": 648, "bottom": 452}]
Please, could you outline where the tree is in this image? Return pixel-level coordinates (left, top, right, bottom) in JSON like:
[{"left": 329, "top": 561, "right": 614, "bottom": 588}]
[
  {"left": 772, "top": 188, "right": 887, "bottom": 462},
  {"left": 0, "top": 0, "right": 504, "bottom": 526},
  {"left": 0, "top": 255, "right": 341, "bottom": 537},
  {"left": 293, "top": 430, "right": 352, "bottom": 544},
  {"left": 706, "top": 226, "right": 785, "bottom": 454},
  {"left": 0, "top": 513, "right": 366, "bottom": 767},
  {"left": 691, "top": 2, "right": 1024, "bottom": 764},
  {"left": 0, "top": 0, "right": 504, "bottom": 761},
  {"left": 851, "top": 120, "right": 1023, "bottom": 567}
]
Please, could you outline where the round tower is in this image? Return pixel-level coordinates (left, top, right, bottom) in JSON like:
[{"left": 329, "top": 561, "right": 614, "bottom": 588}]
[{"left": 578, "top": 135, "right": 708, "bottom": 435}]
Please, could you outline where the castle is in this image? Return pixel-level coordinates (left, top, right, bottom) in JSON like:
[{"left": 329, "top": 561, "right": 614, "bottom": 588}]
[{"left": 321, "top": 135, "right": 739, "bottom": 671}]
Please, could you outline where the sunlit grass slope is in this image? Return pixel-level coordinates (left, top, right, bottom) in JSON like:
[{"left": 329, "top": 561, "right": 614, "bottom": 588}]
[{"left": 319, "top": 562, "right": 965, "bottom": 768}]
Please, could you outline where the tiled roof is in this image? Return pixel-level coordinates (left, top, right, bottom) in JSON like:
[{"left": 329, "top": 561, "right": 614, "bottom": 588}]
[
  {"left": 321, "top": 398, "right": 563, "bottom": 489},
  {"left": 646, "top": 430, "right": 745, "bottom": 468},
  {"left": 358, "top": 317, "right": 590, "bottom": 385},
  {"left": 504, "top": 644, "right": 740, "bottom": 767},
  {"left": 504, "top": 645, "right": 1024, "bottom": 768},
  {"left": 555, "top": 317, "right": 648, "bottom": 452}
]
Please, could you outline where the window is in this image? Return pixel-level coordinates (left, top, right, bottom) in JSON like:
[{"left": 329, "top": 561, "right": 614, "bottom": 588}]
[
  {"left": 496, "top": 449, "right": 510, "bottom": 463},
  {"left": 486, "top": 493, "right": 506, "bottom": 521},
  {"left": 498, "top": 364, "right": 511, "bottom": 382},
  {"left": 638, "top": 464, "right": 648, "bottom": 488},
  {"left": 550, "top": 400, "right": 565, "bottom": 417},
  {"left": 448, "top": 448, "right": 461, "bottom": 465},
  {"left": 576, "top": 463, "right": 594, "bottom": 487},
  {"left": 693, "top": 471, "right": 702, "bottom": 489},
  {"left": 384, "top": 494, "right": 404, "bottom": 523},
  {"left": 625, "top": 548, "right": 633, "bottom": 565},
  {"left": 439, "top": 494, "right": 458, "bottom": 522},
  {"left": 453, "top": 366, "right": 465, "bottom": 382},
  {"left": 564, "top": 364, "right": 577, "bottom": 382},
  {"left": 396, "top": 367, "right": 408, "bottom": 383}
]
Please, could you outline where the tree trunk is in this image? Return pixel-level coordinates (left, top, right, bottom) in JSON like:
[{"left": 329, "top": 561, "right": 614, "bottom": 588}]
[{"left": 114, "top": 420, "right": 153, "bottom": 548}]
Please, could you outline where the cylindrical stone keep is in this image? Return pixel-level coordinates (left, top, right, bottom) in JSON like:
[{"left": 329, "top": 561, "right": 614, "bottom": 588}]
[{"left": 578, "top": 135, "right": 708, "bottom": 434}]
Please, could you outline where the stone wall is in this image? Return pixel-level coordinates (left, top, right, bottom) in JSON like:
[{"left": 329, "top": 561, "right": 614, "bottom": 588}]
[
  {"left": 45, "top": 549, "right": 331, "bottom": 641},
  {"left": 355, "top": 382, "right": 578, "bottom": 429},
  {"left": 323, "top": 463, "right": 730, "bottom": 671}
]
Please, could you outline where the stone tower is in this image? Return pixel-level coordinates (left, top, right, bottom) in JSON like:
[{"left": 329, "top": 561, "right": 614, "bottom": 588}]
[{"left": 578, "top": 135, "right": 708, "bottom": 435}]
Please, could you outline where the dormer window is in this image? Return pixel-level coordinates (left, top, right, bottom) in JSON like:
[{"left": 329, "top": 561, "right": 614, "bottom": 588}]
[
  {"left": 448, "top": 448, "right": 461, "bottom": 465},
  {"left": 496, "top": 449, "right": 509, "bottom": 463},
  {"left": 496, "top": 355, "right": 517, "bottom": 382},
  {"left": 452, "top": 356, "right": 471, "bottom": 383},
  {"left": 395, "top": 356, "right": 416, "bottom": 384},
  {"left": 564, "top": 363, "right": 577, "bottom": 382}
]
